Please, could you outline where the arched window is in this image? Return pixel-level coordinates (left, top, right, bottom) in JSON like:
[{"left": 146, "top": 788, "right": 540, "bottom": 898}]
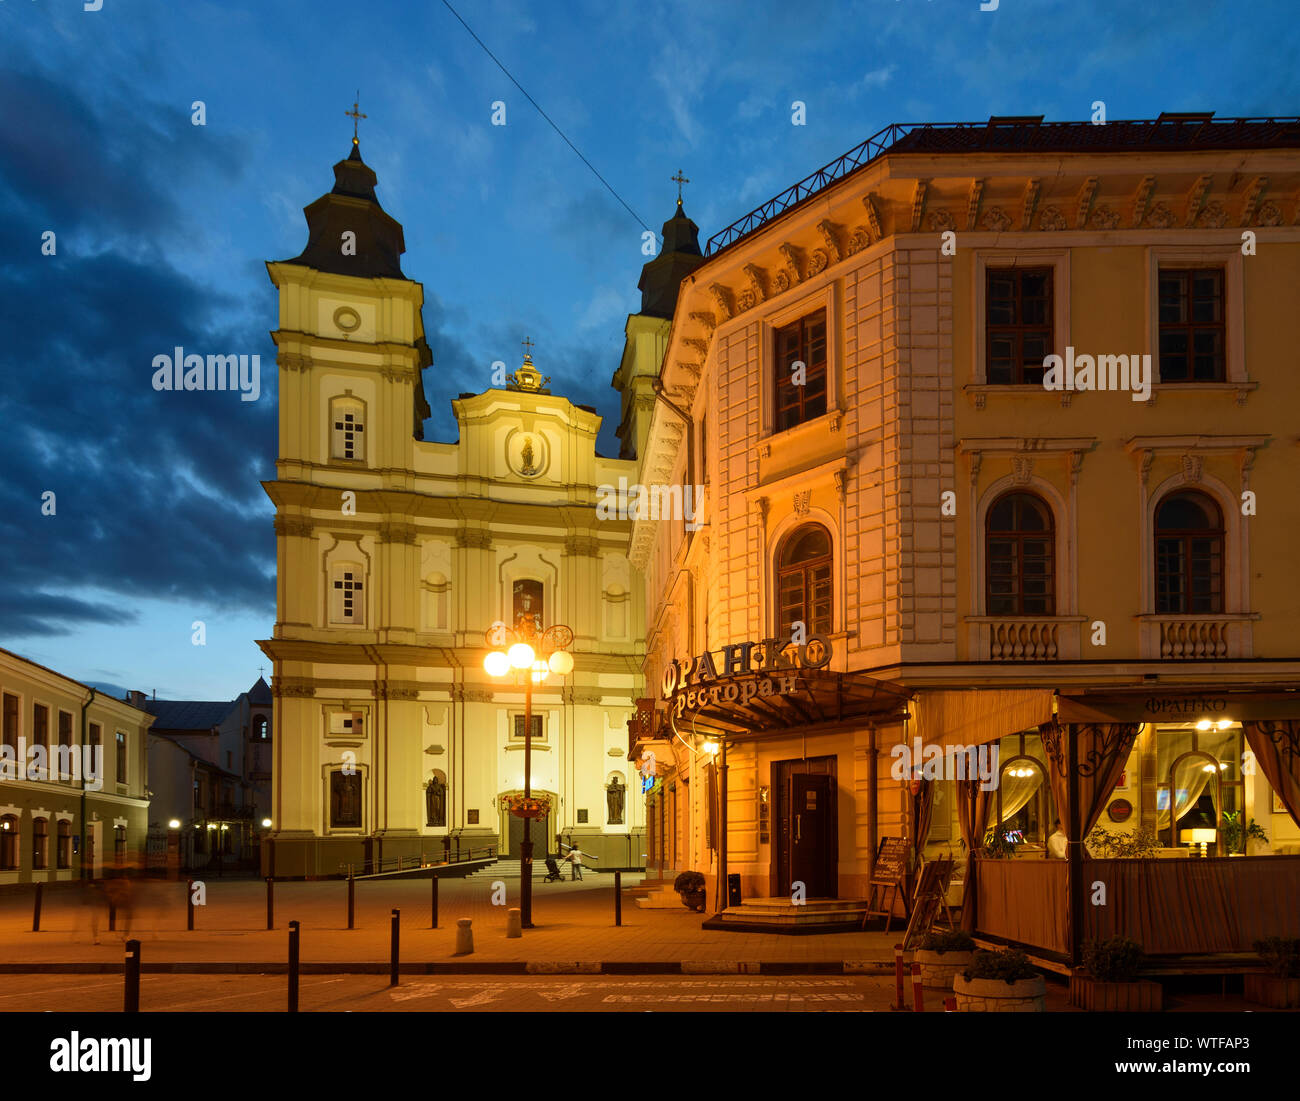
[
  {"left": 1155, "top": 491, "right": 1223, "bottom": 614},
  {"left": 776, "top": 524, "right": 833, "bottom": 638},
  {"left": 329, "top": 396, "right": 366, "bottom": 462},
  {"left": 32, "top": 817, "right": 48, "bottom": 870},
  {"left": 56, "top": 820, "right": 71, "bottom": 869},
  {"left": 330, "top": 564, "right": 366, "bottom": 625},
  {"left": 252, "top": 715, "right": 269, "bottom": 741},
  {"left": 985, "top": 492, "right": 1055, "bottom": 615},
  {"left": 0, "top": 815, "right": 16, "bottom": 870}
]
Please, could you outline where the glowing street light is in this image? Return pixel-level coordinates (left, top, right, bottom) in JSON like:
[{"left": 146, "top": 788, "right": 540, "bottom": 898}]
[{"left": 481, "top": 617, "right": 574, "bottom": 930}]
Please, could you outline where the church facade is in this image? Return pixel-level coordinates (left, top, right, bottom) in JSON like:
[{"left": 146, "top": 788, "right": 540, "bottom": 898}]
[{"left": 260, "top": 139, "right": 649, "bottom": 877}]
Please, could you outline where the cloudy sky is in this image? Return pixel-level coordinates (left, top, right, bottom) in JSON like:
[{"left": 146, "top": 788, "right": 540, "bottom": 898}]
[{"left": 1, "top": 0, "right": 1295, "bottom": 700}]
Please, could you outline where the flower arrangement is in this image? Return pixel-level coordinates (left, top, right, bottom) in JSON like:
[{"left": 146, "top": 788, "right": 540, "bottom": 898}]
[{"left": 501, "top": 794, "right": 552, "bottom": 819}]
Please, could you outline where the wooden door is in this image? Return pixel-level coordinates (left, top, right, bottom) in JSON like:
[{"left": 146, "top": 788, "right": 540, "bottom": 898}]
[{"left": 790, "top": 774, "right": 834, "bottom": 898}]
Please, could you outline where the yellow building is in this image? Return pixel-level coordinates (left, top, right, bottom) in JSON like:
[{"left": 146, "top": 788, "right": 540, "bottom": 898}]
[
  {"left": 0, "top": 647, "right": 151, "bottom": 883},
  {"left": 629, "top": 114, "right": 1300, "bottom": 957},
  {"left": 260, "top": 140, "right": 647, "bottom": 877}
]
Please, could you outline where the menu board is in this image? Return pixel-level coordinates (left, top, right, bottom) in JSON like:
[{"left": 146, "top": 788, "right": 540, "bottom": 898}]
[{"left": 873, "top": 836, "right": 908, "bottom": 884}]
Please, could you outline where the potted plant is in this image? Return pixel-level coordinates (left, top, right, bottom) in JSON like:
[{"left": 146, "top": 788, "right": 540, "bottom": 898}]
[
  {"left": 916, "top": 929, "right": 975, "bottom": 990},
  {"left": 1070, "top": 936, "right": 1162, "bottom": 1011},
  {"left": 981, "top": 829, "right": 1019, "bottom": 859},
  {"left": 1221, "top": 811, "right": 1269, "bottom": 855},
  {"left": 673, "top": 871, "right": 707, "bottom": 913},
  {"left": 953, "top": 948, "right": 1045, "bottom": 1012},
  {"left": 1245, "top": 937, "right": 1300, "bottom": 1008},
  {"left": 1086, "top": 824, "right": 1160, "bottom": 858}
]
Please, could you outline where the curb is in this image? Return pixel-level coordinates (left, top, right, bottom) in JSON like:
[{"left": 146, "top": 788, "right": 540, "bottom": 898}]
[{"left": 0, "top": 960, "right": 895, "bottom": 976}]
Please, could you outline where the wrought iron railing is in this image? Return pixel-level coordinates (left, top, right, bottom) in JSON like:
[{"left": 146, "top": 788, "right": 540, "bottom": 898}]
[
  {"left": 340, "top": 845, "right": 496, "bottom": 878},
  {"left": 704, "top": 115, "right": 1300, "bottom": 256}
]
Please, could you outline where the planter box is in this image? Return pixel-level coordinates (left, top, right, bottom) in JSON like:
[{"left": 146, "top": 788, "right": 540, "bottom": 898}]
[
  {"left": 953, "top": 974, "right": 1046, "bottom": 1013},
  {"left": 1244, "top": 973, "right": 1300, "bottom": 1009},
  {"left": 916, "top": 949, "right": 974, "bottom": 990},
  {"left": 1069, "top": 973, "right": 1163, "bottom": 1012},
  {"left": 678, "top": 889, "right": 707, "bottom": 913}
]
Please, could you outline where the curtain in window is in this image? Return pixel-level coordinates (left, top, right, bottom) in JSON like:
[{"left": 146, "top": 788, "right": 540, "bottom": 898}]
[
  {"left": 956, "top": 780, "right": 992, "bottom": 931},
  {"left": 989, "top": 767, "right": 1044, "bottom": 830},
  {"left": 1158, "top": 756, "right": 1217, "bottom": 831},
  {"left": 1040, "top": 721, "right": 1140, "bottom": 841},
  {"left": 1243, "top": 720, "right": 1300, "bottom": 828},
  {"left": 912, "top": 779, "right": 935, "bottom": 855}
]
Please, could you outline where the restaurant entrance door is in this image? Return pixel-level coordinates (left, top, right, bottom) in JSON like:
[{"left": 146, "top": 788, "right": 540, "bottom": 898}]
[{"left": 773, "top": 755, "right": 837, "bottom": 898}]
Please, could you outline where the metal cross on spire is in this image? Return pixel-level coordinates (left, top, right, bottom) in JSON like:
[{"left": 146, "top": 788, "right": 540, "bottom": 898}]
[
  {"left": 672, "top": 169, "right": 690, "bottom": 203},
  {"left": 521, "top": 336, "right": 535, "bottom": 360},
  {"left": 346, "top": 92, "right": 367, "bottom": 144}
]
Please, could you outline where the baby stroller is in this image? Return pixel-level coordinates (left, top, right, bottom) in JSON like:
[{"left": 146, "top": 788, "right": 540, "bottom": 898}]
[{"left": 543, "top": 856, "right": 564, "bottom": 883}]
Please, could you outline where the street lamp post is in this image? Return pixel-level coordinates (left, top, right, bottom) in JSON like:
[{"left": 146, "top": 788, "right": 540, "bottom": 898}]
[{"left": 483, "top": 618, "right": 574, "bottom": 929}]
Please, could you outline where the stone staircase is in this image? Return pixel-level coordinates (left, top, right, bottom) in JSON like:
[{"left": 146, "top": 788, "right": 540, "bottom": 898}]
[{"left": 702, "top": 896, "right": 870, "bottom": 934}]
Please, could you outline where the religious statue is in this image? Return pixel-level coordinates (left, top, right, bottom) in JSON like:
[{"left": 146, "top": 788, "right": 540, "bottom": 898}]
[
  {"left": 426, "top": 774, "right": 446, "bottom": 828},
  {"left": 606, "top": 775, "right": 625, "bottom": 825}
]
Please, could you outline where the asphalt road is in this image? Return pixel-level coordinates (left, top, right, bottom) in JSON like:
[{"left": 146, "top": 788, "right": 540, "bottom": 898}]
[{"left": 0, "top": 973, "right": 902, "bottom": 1012}]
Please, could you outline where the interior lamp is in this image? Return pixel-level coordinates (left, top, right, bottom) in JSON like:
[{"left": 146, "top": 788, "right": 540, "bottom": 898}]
[{"left": 1180, "top": 827, "right": 1217, "bottom": 857}]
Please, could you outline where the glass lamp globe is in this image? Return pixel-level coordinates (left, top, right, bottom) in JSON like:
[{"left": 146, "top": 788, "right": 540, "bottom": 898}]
[
  {"left": 507, "top": 642, "right": 536, "bottom": 669},
  {"left": 548, "top": 649, "right": 574, "bottom": 675},
  {"left": 531, "top": 660, "right": 549, "bottom": 684},
  {"left": 484, "top": 650, "right": 510, "bottom": 677}
]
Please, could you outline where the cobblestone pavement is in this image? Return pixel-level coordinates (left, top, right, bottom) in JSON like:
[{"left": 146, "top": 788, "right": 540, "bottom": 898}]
[{"left": 0, "top": 875, "right": 905, "bottom": 966}]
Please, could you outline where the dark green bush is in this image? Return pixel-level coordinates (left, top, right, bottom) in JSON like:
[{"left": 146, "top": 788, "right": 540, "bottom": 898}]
[
  {"left": 962, "top": 948, "right": 1038, "bottom": 984},
  {"left": 673, "top": 871, "right": 705, "bottom": 893},
  {"left": 1082, "top": 936, "right": 1144, "bottom": 982},
  {"left": 1254, "top": 937, "right": 1300, "bottom": 979},
  {"left": 919, "top": 929, "right": 975, "bottom": 954}
]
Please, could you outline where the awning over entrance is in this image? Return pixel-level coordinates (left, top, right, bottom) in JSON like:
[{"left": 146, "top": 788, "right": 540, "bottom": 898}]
[
  {"left": 667, "top": 669, "right": 912, "bottom": 741},
  {"left": 1057, "top": 685, "right": 1300, "bottom": 724},
  {"left": 914, "top": 687, "right": 1056, "bottom": 749}
]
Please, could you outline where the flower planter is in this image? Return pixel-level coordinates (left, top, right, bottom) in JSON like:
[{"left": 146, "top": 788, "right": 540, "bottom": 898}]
[
  {"left": 677, "top": 889, "right": 707, "bottom": 912},
  {"left": 1069, "top": 973, "right": 1163, "bottom": 1011},
  {"left": 916, "top": 949, "right": 974, "bottom": 990},
  {"left": 1244, "top": 974, "right": 1300, "bottom": 1009},
  {"left": 953, "top": 974, "right": 1046, "bottom": 1012}
]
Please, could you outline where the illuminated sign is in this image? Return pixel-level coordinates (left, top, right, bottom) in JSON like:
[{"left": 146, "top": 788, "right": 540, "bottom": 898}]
[{"left": 661, "top": 635, "right": 834, "bottom": 717}]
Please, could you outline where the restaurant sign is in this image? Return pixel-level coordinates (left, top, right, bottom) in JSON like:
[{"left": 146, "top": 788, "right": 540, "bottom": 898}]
[{"left": 661, "top": 635, "right": 832, "bottom": 717}]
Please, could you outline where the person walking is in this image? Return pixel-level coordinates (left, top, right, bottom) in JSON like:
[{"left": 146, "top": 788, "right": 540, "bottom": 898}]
[{"left": 565, "top": 843, "right": 584, "bottom": 881}]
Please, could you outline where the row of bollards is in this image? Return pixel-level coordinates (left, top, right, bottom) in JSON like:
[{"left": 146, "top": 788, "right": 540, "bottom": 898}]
[{"left": 890, "top": 942, "right": 957, "bottom": 1013}]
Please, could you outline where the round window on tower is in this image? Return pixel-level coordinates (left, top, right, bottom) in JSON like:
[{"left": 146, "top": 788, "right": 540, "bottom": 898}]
[{"left": 333, "top": 306, "right": 362, "bottom": 334}]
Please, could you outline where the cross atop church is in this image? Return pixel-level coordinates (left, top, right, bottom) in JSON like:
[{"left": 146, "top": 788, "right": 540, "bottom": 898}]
[
  {"left": 346, "top": 92, "right": 367, "bottom": 144},
  {"left": 672, "top": 169, "right": 690, "bottom": 203},
  {"left": 521, "top": 336, "right": 535, "bottom": 360}
]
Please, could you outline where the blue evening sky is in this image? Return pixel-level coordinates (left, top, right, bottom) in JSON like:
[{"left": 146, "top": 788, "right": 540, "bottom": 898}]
[{"left": 1, "top": 0, "right": 1295, "bottom": 701}]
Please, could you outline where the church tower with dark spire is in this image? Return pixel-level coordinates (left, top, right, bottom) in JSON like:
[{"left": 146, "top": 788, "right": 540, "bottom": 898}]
[{"left": 612, "top": 191, "right": 705, "bottom": 461}]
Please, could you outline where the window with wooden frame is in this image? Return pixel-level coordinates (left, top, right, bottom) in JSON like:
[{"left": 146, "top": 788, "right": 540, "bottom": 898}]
[
  {"left": 32, "top": 817, "right": 48, "bottom": 870},
  {"left": 0, "top": 815, "right": 17, "bottom": 870},
  {"left": 1154, "top": 491, "right": 1223, "bottom": 614},
  {"left": 56, "top": 820, "right": 71, "bottom": 869},
  {"left": 986, "top": 267, "right": 1053, "bottom": 385},
  {"left": 115, "top": 731, "right": 127, "bottom": 785},
  {"left": 985, "top": 492, "right": 1056, "bottom": 616},
  {"left": 1158, "top": 267, "right": 1225, "bottom": 382},
  {"left": 511, "top": 714, "right": 544, "bottom": 742},
  {"left": 57, "top": 711, "right": 72, "bottom": 780},
  {"left": 773, "top": 310, "right": 828, "bottom": 432},
  {"left": 776, "top": 524, "right": 833, "bottom": 638},
  {"left": 1, "top": 694, "right": 16, "bottom": 753}
]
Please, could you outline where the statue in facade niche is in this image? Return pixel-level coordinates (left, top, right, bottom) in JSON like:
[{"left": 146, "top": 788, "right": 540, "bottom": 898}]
[
  {"left": 426, "top": 775, "right": 446, "bottom": 827},
  {"left": 607, "top": 775, "right": 625, "bottom": 824}
]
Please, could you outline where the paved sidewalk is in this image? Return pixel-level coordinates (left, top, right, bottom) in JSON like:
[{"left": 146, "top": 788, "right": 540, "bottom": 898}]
[{"left": 0, "top": 875, "right": 905, "bottom": 972}]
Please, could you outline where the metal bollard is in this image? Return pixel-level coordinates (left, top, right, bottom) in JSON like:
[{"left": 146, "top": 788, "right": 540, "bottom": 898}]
[
  {"left": 347, "top": 874, "right": 354, "bottom": 930},
  {"left": 911, "top": 961, "right": 925, "bottom": 1013},
  {"left": 390, "top": 908, "right": 400, "bottom": 986},
  {"left": 32, "top": 883, "right": 42, "bottom": 932},
  {"left": 455, "top": 918, "right": 473, "bottom": 955},
  {"left": 186, "top": 879, "right": 195, "bottom": 931},
  {"left": 266, "top": 876, "right": 274, "bottom": 931},
  {"left": 124, "top": 939, "right": 141, "bottom": 1013},
  {"left": 945, "top": 996, "right": 957, "bottom": 1012},
  {"left": 430, "top": 875, "right": 439, "bottom": 929},
  {"left": 288, "top": 921, "right": 300, "bottom": 1013},
  {"left": 615, "top": 870, "right": 622, "bottom": 926},
  {"left": 893, "top": 944, "right": 905, "bottom": 1010}
]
